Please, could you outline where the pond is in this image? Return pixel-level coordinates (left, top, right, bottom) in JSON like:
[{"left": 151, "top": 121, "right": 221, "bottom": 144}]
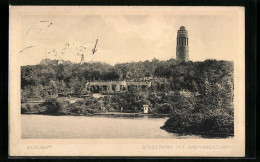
[{"left": 21, "top": 114, "right": 202, "bottom": 139}]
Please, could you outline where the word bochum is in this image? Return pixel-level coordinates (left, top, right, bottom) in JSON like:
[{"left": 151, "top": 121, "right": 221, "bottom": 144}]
[{"left": 176, "top": 26, "right": 189, "bottom": 61}]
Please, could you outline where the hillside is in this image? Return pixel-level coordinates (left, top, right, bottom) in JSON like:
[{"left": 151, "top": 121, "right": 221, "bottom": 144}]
[{"left": 21, "top": 58, "right": 234, "bottom": 137}]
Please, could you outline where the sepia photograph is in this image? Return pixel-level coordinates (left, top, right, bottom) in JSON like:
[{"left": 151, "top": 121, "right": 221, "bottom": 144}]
[{"left": 9, "top": 6, "right": 245, "bottom": 157}]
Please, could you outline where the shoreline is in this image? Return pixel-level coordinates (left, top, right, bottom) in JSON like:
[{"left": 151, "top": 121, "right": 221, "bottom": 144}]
[{"left": 22, "top": 112, "right": 170, "bottom": 117}]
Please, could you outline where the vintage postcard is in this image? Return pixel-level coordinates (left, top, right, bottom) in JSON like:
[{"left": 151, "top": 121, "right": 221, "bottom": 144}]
[{"left": 9, "top": 6, "right": 245, "bottom": 157}]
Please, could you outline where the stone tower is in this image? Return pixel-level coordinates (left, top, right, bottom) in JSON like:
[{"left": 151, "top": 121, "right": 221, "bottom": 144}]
[{"left": 176, "top": 26, "right": 189, "bottom": 61}]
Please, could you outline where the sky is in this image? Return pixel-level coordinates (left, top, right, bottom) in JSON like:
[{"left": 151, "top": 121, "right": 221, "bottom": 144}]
[{"left": 16, "top": 7, "right": 242, "bottom": 66}]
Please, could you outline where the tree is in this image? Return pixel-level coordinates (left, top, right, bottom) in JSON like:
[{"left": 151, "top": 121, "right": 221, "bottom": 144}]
[
  {"left": 68, "top": 77, "right": 86, "bottom": 95},
  {"left": 49, "top": 80, "right": 58, "bottom": 95}
]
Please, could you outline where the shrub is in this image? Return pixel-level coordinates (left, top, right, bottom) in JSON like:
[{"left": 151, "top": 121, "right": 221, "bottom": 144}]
[
  {"left": 21, "top": 105, "right": 28, "bottom": 114},
  {"left": 44, "top": 98, "right": 69, "bottom": 114},
  {"left": 156, "top": 103, "right": 173, "bottom": 114},
  {"left": 86, "top": 108, "right": 98, "bottom": 114},
  {"left": 21, "top": 96, "right": 27, "bottom": 104},
  {"left": 33, "top": 104, "right": 40, "bottom": 112},
  {"left": 70, "top": 105, "right": 85, "bottom": 114},
  {"left": 151, "top": 108, "right": 158, "bottom": 114},
  {"left": 25, "top": 103, "right": 33, "bottom": 111},
  {"left": 162, "top": 94, "right": 234, "bottom": 137},
  {"left": 133, "top": 106, "right": 138, "bottom": 113},
  {"left": 33, "top": 104, "right": 40, "bottom": 109},
  {"left": 75, "top": 100, "right": 84, "bottom": 105}
]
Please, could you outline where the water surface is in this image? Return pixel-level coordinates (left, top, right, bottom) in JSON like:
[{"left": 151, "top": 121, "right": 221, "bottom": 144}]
[{"left": 22, "top": 114, "right": 202, "bottom": 139}]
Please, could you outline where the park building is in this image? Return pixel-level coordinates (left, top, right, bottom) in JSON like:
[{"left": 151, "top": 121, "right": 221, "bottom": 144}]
[{"left": 83, "top": 80, "right": 152, "bottom": 94}]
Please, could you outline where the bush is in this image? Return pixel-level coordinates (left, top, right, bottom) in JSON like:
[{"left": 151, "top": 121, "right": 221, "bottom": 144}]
[
  {"left": 21, "top": 105, "right": 29, "bottom": 114},
  {"left": 21, "top": 96, "right": 27, "bottom": 104},
  {"left": 33, "top": 104, "right": 40, "bottom": 112},
  {"left": 151, "top": 108, "right": 158, "bottom": 114},
  {"left": 162, "top": 94, "right": 234, "bottom": 137},
  {"left": 163, "top": 108, "right": 234, "bottom": 136},
  {"left": 70, "top": 105, "right": 85, "bottom": 114},
  {"left": 44, "top": 98, "right": 69, "bottom": 114},
  {"left": 86, "top": 108, "right": 98, "bottom": 114},
  {"left": 156, "top": 103, "right": 173, "bottom": 114},
  {"left": 25, "top": 103, "right": 33, "bottom": 111},
  {"left": 75, "top": 100, "right": 84, "bottom": 105},
  {"left": 33, "top": 104, "right": 40, "bottom": 109}
]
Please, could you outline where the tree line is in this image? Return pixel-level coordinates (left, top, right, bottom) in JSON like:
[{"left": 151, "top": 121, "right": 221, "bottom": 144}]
[{"left": 21, "top": 58, "right": 233, "bottom": 99}]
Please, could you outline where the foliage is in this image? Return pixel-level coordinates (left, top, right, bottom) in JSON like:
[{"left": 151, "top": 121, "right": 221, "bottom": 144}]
[
  {"left": 109, "top": 86, "right": 151, "bottom": 112},
  {"left": 86, "top": 108, "right": 98, "bottom": 114},
  {"left": 155, "top": 103, "right": 173, "bottom": 114},
  {"left": 44, "top": 98, "right": 70, "bottom": 114},
  {"left": 21, "top": 59, "right": 234, "bottom": 137},
  {"left": 161, "top": 61, "right": 234, "bottom": 137},
  {"left": 33, "top": 104, "right": 40, "bottom": 111},
  {"left": 21, "top": 105, "right": 29, "bottom": 114},
  {"left": 70, "top": 105, "right": 85, "bottom": 114},
  {"left": 25, "top": 103, "right": 34, "bottom": 112},
  {"left": 21, "top": 59, "right": 233, "bottom": 99},
  {"left": 43, "top": 97, "right": 94, "bottom": 115}
]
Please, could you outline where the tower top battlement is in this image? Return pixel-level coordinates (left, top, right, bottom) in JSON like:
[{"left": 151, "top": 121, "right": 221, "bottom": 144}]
[
  {"left": 180, "top": 26, "right": 185, "bottom": 30},
  {"left": 177, "top": 26, "right": 188, "bottom": 37}
]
